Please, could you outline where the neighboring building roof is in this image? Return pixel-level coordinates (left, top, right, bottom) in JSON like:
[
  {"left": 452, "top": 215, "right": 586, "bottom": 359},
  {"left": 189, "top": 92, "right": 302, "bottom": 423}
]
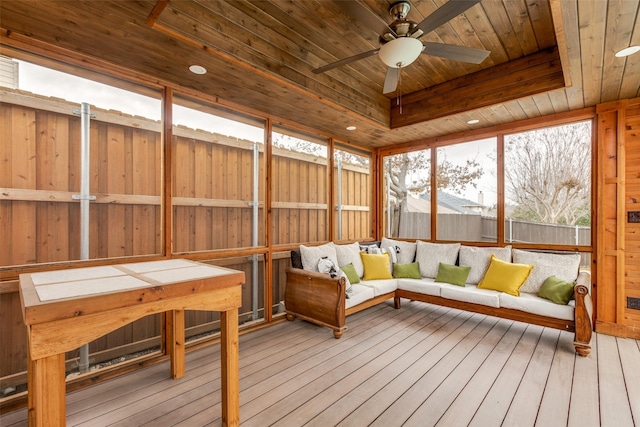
[{"left": 417, "top": 191, "right": 483, "bottom": 215}]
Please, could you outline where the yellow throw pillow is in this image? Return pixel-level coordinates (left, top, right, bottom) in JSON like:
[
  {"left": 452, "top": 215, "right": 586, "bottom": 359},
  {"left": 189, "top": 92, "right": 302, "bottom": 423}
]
[
  {"left": 360, "top": 252, "right": 393, "bottom": 280},
  {"left": 478, "top": 255, "right": 533, "bottom": 296}
]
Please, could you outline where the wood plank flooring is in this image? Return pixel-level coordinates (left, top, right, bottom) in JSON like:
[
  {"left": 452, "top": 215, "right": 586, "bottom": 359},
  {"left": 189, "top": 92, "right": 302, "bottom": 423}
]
[{"left": 2, "top": 300, "right": 639, "bottom": 426}]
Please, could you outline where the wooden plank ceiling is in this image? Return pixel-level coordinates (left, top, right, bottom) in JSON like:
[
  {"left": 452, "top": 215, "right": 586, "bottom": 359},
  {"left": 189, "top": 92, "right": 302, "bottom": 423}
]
[{"left": 0, "top": 0, "right": 639, "bottom": 149}]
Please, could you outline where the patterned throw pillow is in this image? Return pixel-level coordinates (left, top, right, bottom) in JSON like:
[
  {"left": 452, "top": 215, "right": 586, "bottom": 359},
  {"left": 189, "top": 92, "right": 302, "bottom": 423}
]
[
  {"left": 459, "top": 245, "right": 512, "bottom": 285},
  {"left": 317, "top": 256, "right": 352, "bottom": 297},
  {"left": 415, "top": 241, "right": 461, "bottom": 279}
]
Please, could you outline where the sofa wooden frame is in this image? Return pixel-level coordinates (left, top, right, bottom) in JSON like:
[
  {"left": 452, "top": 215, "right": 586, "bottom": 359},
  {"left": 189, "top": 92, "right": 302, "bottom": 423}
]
[{"left": 284, "top": 268, "right": 593, "bottom": 357}]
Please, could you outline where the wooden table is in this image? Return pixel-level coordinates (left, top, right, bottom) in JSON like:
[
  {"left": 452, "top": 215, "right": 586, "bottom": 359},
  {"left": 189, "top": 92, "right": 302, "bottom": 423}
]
[{"left": 19, "top": 259, "right": 244, "bottom": 427}]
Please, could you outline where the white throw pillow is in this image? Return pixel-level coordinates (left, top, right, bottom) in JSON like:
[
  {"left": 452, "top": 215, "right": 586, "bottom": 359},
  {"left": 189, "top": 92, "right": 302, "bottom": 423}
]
[
  {"left": 415, "top": 241, "right": 461, "bottom": 279},
  {"left": 381, "top": 237, "right": 417, "bottom": 264},
  {"left": 459, "top": 245, "right": 512, "bottom": 285},
  {"left": 299, "top": 243, "right": 339, "bottom": 272},
  {"left": 512, "top": 249, "right": 581, "bottom": 294},
  {"left": 334, "top": 242, "right": 365, "bottom": 278},
  {"left": 317, "top": 256, "right": 352, "bottom": 297}
]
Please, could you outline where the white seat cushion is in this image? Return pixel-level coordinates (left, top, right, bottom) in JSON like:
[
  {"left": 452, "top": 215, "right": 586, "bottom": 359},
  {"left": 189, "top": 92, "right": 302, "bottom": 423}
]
[
  {"left": 397, "top": 277, "right": 441, "bottom": 296},
  {"left": 346, "top": 284, "right": 375, "bottom": 309},
  {"left": 499, "top": 292, "right": 574, "bottom": 321},
  {"left": 440, "top": 283, "right": 501, "bottom": 308},
  {"left": 359, "top": 278, "right": 398, "bottom": 296}
]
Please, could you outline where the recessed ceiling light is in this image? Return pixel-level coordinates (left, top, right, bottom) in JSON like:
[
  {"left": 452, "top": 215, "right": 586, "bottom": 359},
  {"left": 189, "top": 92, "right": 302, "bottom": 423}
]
[
  {"left": 615, "top": 46, "right": 640, "bottom": 58},
  {"left": 189, "top": 65, "right": 207, "bottom": 75},
  {"left": 467, "top": 119, "right": 480, "bottom": 124},
  {"left": 346, "top": 125, "right": 357, "bottom": 131}
]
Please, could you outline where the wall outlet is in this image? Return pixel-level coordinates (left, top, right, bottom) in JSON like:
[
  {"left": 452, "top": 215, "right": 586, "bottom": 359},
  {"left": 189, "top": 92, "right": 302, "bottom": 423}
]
[
  {"left": 628, "top": 297, "right": 640, "bottom": 310},
  {"left": 628, "top": 211, "right": 640, "bottom": 223}
]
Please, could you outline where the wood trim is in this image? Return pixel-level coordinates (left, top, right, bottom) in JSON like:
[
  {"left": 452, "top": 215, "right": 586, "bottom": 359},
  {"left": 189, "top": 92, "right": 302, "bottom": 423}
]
[
  {"left": 390, "top": 47, "right": 565, "bottom": 128},
  {"left": 616, "top": 108, "right": 626, "bottom": 325},
  {"left": 496, "top": 134, "right": 506, "bottom": 244},
  {"left": 549, "top": 0, "right": 572, "bottom": 88}
]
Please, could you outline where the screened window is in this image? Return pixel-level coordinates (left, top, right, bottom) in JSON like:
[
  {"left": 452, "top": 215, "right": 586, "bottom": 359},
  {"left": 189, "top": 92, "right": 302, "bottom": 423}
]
[
  {"left": 171, "top": 95, "right": 265, "bottom": 252},
  {"left": 504, "top": 121, "right": 592, "bottom": 246},
  {"left": 436, "top": 138, "right": 497, "bottom": 242},
  {"left": 0, "top": 58, "right": 162, "bottom": 266},
  {"left": 334, "top": 146, "right": 372, "bottom": 241},
  {"left": 271, "top": 127, "right": 329, "bottom": 245},
  {"left": 383, "top": 149, "right": 431, "bottom": 239}
]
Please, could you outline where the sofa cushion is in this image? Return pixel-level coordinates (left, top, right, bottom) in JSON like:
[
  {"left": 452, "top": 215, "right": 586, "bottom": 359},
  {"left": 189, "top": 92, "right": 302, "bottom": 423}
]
[
  {"left": 435, "top": 263, "right": 470, "bottom": 287},
  {"left": 345, "top": 284, "right": 375, "bottom": 309},
  {"left": 397, "top": 277, "right": 442, "bottom": 296},
  {"left": 478, "top": 255, "right": 533, "bottom": 297},
  {"left": 440, "top": 284, "right": 501, "bottom": 308},
  {"left": 361, "top": 252, "right": 393, "bottom": 280},
  {"left": 393, "top": 262, "right": 422, "bottom": 279},
  {"left": 381, "top": 237, "right": 417, "bottom": 264},
  {"left": 300, "top": 243, "right": 339, "bottom": 272},
  {"left": 512, "top": 249, "right": 581, "bottom": 294},
  {"left": 537, "top": 275, "right": 575, "bottom": 305},
  {"left": 334, "top": 242, "right": 365, "bottom": 278},
  {"left": 499, "top": 292, "right": 575, "bottom": 321},
  {"left": 459, "top": 245, "right": 512, "bottom": 285},
  {"left": 359, "top": 278, "right": 398, "bottom": 296},
  {"left": 415, "top": 241, "right": 461, "bottom": 279}
]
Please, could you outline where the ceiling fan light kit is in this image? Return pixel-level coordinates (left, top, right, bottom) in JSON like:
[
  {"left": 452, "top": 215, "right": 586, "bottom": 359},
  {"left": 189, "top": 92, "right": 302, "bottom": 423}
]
[
  {"left": 315, "top": 0, "right": 488, "bottom": 96},
  {"left": 379, "top": 37, "right": 423, "bottom": 68}
]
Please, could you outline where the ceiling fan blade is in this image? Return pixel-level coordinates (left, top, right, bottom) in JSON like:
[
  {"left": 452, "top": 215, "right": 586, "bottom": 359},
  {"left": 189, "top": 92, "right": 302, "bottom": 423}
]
[
  {"left": 413, "top": 0, "right": 482, "bottom": 35},
  {"left": 313, "top": 48, "right": 379, "bottom": 74},
  {"left": 383, "top": 67, "right": 401, "bottom": 94},
  {"left": 422, "top": 42, "right": 490, "bottom": 64},
  {"left": 333, "top": 0, "right": 396, "bottom": 38}
]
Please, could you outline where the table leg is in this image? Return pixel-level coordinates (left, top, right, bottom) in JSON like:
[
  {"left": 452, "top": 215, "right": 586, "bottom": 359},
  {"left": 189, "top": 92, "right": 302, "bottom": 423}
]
[
  {"left": 166, "top": 309, "right": 185, "bottom": 379},
  {"left": 220, "top": 307, "right": 239, "bottom": 427},
  {"left": 28, "top": 350, "right": 65, "bottom": 426}
]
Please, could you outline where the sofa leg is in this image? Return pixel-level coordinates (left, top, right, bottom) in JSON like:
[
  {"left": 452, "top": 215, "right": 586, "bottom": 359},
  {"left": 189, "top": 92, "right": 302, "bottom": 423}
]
[
  {"left": 394, "top": 296, "right": 401, "bottom": 309},
  {"left": 286, "top": 313, "right": 296, "bottom": 321},
  {"left": 574, "top": 342, "right": 591, "bottom": 357}
]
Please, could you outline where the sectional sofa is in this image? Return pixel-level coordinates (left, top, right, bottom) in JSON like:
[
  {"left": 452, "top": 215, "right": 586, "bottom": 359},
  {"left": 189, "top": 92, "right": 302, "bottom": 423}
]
[{"left": 284, "top": 238, "right": 593, "bottom": 356}]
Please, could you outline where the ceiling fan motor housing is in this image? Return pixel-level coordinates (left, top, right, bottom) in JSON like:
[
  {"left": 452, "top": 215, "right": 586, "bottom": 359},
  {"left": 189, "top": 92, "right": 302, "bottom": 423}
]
[{"left": 381, "top": 1, "right": 421, "bottom": 42}]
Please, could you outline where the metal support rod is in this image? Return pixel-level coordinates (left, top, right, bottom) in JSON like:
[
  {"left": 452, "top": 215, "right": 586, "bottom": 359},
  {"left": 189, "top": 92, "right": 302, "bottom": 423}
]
[
  {"left": 78, "top": 102, "right": 93, "bottom": 373},
  {"left": 386, "top": 172, "right": 392, "bottom": 237},
  {"left": 336, "top": 158, "right": 342, "bottom": 240},
  {"left": 509, "top": 218, "right": 513, "bottom": 243},
  {"left": 251, "top": 142, "right": 259, "bottom": 320}
]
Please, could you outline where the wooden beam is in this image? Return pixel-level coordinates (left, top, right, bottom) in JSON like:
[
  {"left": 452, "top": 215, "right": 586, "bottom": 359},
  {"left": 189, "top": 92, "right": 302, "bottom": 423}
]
[{"left": 391, "top": 47, "right": 566, "bottom": 128}]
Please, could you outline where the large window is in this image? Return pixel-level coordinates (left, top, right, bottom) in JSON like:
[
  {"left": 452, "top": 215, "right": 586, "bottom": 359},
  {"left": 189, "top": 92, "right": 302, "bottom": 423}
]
[
  {"left": 381, "top": 119, "right": 592, "bottom": 256},
  {"left": 271, "top": 127, "right": 329, "bottom": 245},
  {"left": 436, "top": 138, "right": 497, "bottom": 242},
  {"left": 504, "top": 121, "right": 592, "bottom": 246},
  {"left": 0, "top": 59, "right": 162, "bottom": 266},
  {"left": 383, "top": 149, "right": 432, "bottom": 239},
  {"left": 171, "top": 95, "right": 265, "bottom": 252},
  {"left": 334, "top": 145, "right": 372, "bottom": 241}
]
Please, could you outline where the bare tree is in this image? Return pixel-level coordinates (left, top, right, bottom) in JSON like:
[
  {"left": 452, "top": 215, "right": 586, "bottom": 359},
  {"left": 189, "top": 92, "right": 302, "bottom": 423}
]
[
  {"left": 504, "top": 121, "right": 591, "bottom": 225},
  {"left": 385, "top": 150, "right": 483, "bottom": 235}
]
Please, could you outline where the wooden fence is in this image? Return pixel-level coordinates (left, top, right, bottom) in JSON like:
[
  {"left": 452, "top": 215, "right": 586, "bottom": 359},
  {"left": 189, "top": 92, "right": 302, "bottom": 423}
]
[{"left": 0, "top": 89, "right": 370, "bottom": 391}]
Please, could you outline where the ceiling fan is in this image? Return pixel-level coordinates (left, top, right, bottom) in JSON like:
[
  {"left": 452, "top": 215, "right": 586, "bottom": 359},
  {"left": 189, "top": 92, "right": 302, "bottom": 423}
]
[{"left": 313, "top": 0, "right": 490, "bottom": 94}]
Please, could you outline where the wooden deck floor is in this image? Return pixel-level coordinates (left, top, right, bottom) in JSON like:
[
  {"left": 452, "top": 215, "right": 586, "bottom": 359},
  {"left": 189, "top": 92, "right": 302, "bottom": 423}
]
[{"left": 2, "top": 300, "right": 640, "bottom": 426}]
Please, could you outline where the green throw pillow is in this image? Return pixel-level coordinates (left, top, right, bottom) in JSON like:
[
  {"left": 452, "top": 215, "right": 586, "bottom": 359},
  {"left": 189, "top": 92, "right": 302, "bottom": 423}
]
[
  {"left": 435, "top": 263, "right": 471, "bottom": 287},
  {"left": 393, "top": 262, "right": 421, "bottom": 279},
  {"left": 341, "top": 263, "right": 360, "bottom": 284},
  {"left": 537, "top": 275, "right": 575, "bottom": 305}
]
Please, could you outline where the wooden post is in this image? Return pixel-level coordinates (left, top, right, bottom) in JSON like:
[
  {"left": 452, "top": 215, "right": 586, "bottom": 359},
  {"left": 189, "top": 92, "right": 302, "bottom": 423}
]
[
  {"left": 28, "top": 350, "right": 66, "bottom": 426},
  {"left": 220, "top": 307, "right": 240, "bottom": 427},
  {"left": 166, "top": 309, "right": 185, "bottom": 379}
]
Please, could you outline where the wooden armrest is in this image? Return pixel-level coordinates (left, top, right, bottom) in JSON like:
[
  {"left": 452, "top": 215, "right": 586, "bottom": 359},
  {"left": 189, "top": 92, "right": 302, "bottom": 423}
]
[
  {"left": 573, "top": 283, "right": 593, "bottom": 356},
  {"left": 284, "top": 267, "right": 346, "bottom": 332}
]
